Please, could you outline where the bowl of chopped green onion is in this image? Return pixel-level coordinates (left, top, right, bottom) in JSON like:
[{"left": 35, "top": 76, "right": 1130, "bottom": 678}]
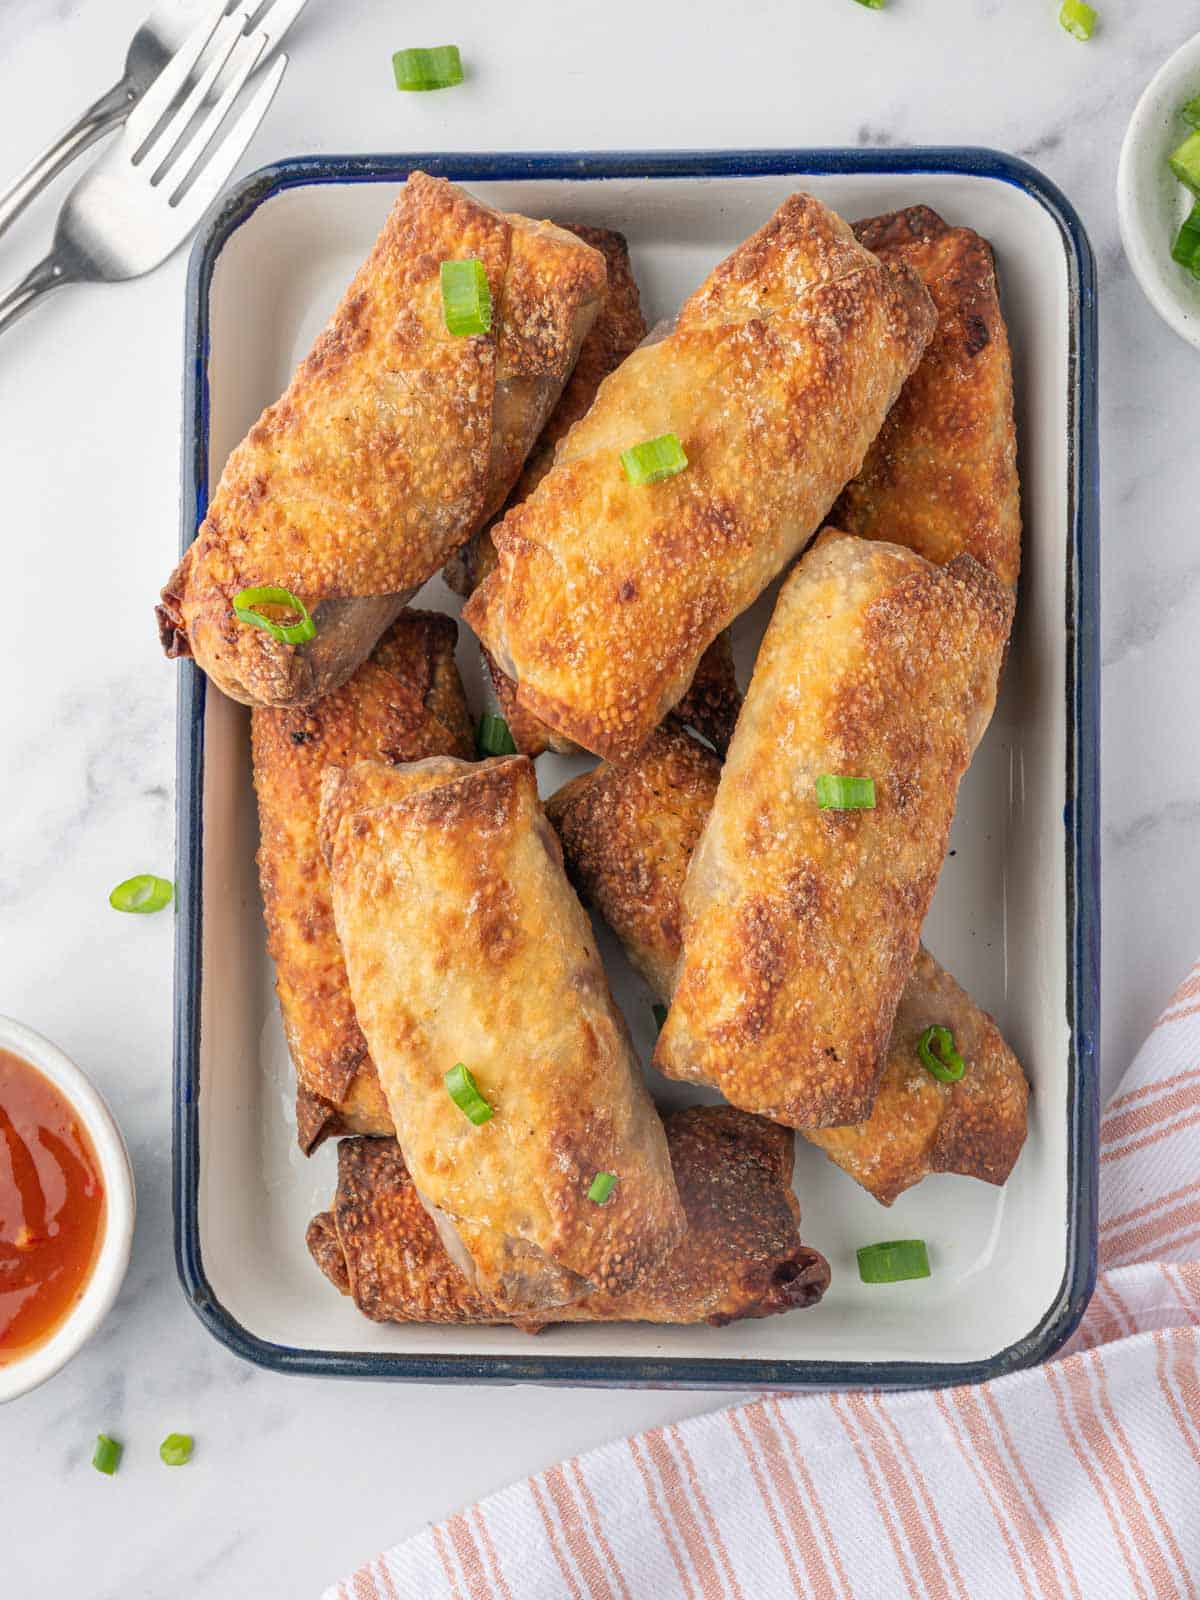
[{"left": 1119, "top": 31, "right": 1200, "bottom": 349}]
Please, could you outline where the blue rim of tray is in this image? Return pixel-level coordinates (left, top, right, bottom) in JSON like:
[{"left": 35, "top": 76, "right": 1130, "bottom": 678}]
[{"left": 174, "top": 147, "right": 1100, "bottom": 1389}]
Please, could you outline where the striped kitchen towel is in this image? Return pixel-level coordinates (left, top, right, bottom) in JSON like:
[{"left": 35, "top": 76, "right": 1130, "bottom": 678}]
[{"left": 328, "top": 962, "right": 1200, "bottom": 1600}]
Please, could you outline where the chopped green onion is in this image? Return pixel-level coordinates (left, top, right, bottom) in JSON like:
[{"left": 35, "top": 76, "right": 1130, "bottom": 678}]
[
  {"left": 441, "top": 259, "right": 492, "bottom": 337},
  {"left": 857, "top": 1239, "right": 931, "bottom": 1284},
  {"left": 652, "top": 1003, "right": 668, "bottom": 1033},
  {"left": 1058, "top": 0, "right": 1096, "bottom": 39},
  {"left": 815, "top": 774, "right": 876, "bottom": 811},
  {"left": 92, "top": 1435, "right": 122, "bottom": 1475},
  {"left": 620, "top": 433, "right": 689, "bottom": 486},
  {"left": 392, "top": 45, "right": 464, "bottom": 91},
  {"left": 1183, "top": 95, "right": 1200, "bottom": 129},
  {"left": 109, "top": 874, "right": 174, "bottom": 914},
  {"left": 1169, "top": 131, "right": 1200, "bottom": 195},
  {"left": 852, "top": 0, "right": 884, "bottom": 8},
  {"left": 477, "top": 712, "right": 517, "bottom": 756},
  {"left": 159, "top": 1433, "right": 194, "bottom": 1467},
  {"left": 445, "top": 1062, "right": 493, "bottom": 1125},
  {"left": 231, "top": 585, "right": 316, "bottom": 645},
  {"left": 587, "top": 1172, "right": 617, "bottom": 1204},
  {"left": 916, "top": 1024, "right": 967, "bottom": 1083},
  {"left": 1171, "top": 203, "right": 1200, "bottom": 278}
]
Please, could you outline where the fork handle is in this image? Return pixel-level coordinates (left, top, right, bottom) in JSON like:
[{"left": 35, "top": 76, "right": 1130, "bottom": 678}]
[
  {"left": 0, "top": 253, "right": 74, "bottom": 340},
  {"left": 0, "top": 75, "right": 134, "bottom": 243}
]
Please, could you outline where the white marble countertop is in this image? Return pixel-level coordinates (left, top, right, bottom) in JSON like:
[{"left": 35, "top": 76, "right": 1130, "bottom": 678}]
[{"left": 2, "top": 1, "right": 1198, "bottom": 1594}]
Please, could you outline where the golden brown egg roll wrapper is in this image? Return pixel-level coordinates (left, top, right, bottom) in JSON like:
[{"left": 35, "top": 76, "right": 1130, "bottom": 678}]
[
  {"left": 252, "top": 610, "right": 474, "bottom": 1155},
  {"left": 158, "top": 172, "right": 607, "bottom": 708},
  {"left": 294, "top": 1069, "right": 392, "bottom": 1159},
  {"left": 307, "top": 1107, "right": 830, "bottom": 1328},
  {"left": 654, "top": 530, "right": 1014, "bottom": 1128},
  {"left": 547, "top": 724, "right": 723, "bottom": 1000},
  {"left": 484, "top": 629, "right": 742, "bottom": 760},
  {"left": 449, "top": 224, "right": 739, "bottom": 760},
  {"left": 548, "top": 725, "right": 1027, "bottom": 1202},
  {"left": 834, "top": 206, "right": 1021, "bottom": 589},
  {"left": 448, "top": 223, "right": 645, "bottom": 758},
  {"left": 444, "top": 224, "right": 648, "bottom": 604},
  {"left": 477, "top": 646, "right": 581, "bottom": 758},
  {"left": 804, "top": 949, "right": 1028, "bottom": 1204},
  {"left": 464, "top": 192, "right": 937, "bottom": 761},
  {"left": 667, "top": 630, "right": 744, "bottom": 758},
  {"left": 319, "top": 754, "right": 685, "bottom": 1314}
]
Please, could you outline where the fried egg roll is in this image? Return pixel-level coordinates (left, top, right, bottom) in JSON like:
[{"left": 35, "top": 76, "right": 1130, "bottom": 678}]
[
  {"left": 158, "top": 172, "right": 607, "bottom": 708},
  {"left": 252, "top": 611, "right": 474, "bottom": 1154},
  {"left": 319, "top": 754, "right": 685, "bottom": 1313},
  {"left": 449, "top": 223, "right": 647, "bottom": 757},
  {"left": 834, "top": 206, "right": 1021, "bottom": 588},
  {"left": 446, "top": 224, "right": 742, "bottom": 759},
  {"left": 444, "top": 223, "right": 648, "bottom": 605},
  {"left": 667, "top": 630, "right": 743, "bottom": 759},
  {"left": 547, "top": 724, "right": 722, "bottom": 1000},
  {"left": 654, "top": 530, "right": 1014, "bottom": 1128},
  {"left": 548, "top": 725, "right": 1027, "bottom": 1203},
  {"left": 307, "top": 1108, "right": 830, "bottom": 1329},
  {"left": 804, "top": 949, "right": 1028, "bottom": 1204},
  {"left": 485, "top": 628, "right": 742, "bottom": 760},
  {"left": 464, "top": 192, "right": 937, "bottom": 761}
]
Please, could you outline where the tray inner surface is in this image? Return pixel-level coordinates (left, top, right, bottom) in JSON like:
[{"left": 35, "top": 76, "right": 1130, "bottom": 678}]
[{"left": 194, "top": 169, "right": 1076, "bottom": 1370}]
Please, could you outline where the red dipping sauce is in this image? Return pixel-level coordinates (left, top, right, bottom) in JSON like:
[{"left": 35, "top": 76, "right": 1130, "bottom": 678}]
[{"left": 0, "top": 1047, "right": 106, "bottom": 1366}]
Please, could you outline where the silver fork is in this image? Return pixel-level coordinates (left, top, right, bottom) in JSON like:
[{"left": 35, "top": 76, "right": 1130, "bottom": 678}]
[
  {"left": 0, "top": 1, "right": 231, "bottom": 243},
  {"left": 0, "top": 1, "right": 306, "bottom": 245},
  {"left": 0, "top": 0, "right": 302, "bottom": 338}
]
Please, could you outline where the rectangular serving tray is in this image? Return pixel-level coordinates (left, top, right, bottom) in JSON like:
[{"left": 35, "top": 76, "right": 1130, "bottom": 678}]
[{"left": 173, "top": 148, "right": 1099, "bottom": 1389}]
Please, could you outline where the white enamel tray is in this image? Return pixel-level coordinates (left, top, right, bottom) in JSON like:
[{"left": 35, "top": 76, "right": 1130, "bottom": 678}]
[{"left": 173, "top": 151, "right": 1099, "bottom": 1389}]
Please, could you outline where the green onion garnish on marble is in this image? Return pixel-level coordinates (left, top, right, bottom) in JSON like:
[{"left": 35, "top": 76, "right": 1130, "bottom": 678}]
[
  {"left": 393, "top": 46, "right": 464, "bottom": 92},
  {"left": 109, "top": 875, "right": 174, "bottom": 914}
]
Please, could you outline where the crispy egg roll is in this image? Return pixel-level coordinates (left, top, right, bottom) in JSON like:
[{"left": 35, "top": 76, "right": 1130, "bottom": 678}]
[
  {"left": 834, "top": 206, "right": 1021, "bottom": 588},
  {"left": 548, "top": 725, "right": 1027, "bottom": 1202},
  {"left": 486, "top": 628, "right": 742, "bottom": 760},
  {"left": 444, "top": 224, "right": 648, "bottom": 604},
  {"left": 455, "top": 225, "right": 647, "bottom": 758},
  {"left": 446, "top": 225, "right": 742, "bottom": 759},
  {"left": 319, "top": 754, "right": 685, "bottom": 1313},
  {"left": 464, "top": 191, "right": 937, "bottom": 761},
  {"left": 307, "top": 1108, "right": 830, "bottom": 1328},
  {"left": 158, "top": 172, "right": 607, "bottom": 708},
  {"left": 252, "top": 610, "right": 474, "bottom": 1154},
  {"left": 547, "top": 724, "right": 722, "bottom": 999},
  {"left": 654, "top": 530, "right": 1014, "bottom": 1128},
  {"left": 804, "top": 949, "right": 1028, "bottom": 1204},
  {"left": 666, "top": 630, "right": 743, "bottom": 760}
]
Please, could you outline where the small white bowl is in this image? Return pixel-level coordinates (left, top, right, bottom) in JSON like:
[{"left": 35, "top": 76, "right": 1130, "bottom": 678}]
[
  {"left": 1118, "top": 30, "right": 1200, "bottom": 350},
  {"left": 0, "top": 1017, "right": 135, "bottom": 1402}
]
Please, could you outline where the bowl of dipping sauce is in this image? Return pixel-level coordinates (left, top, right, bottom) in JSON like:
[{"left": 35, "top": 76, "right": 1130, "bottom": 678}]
[{"left": 0, "top": 1016, "right": 135, "bottom": 1402}]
